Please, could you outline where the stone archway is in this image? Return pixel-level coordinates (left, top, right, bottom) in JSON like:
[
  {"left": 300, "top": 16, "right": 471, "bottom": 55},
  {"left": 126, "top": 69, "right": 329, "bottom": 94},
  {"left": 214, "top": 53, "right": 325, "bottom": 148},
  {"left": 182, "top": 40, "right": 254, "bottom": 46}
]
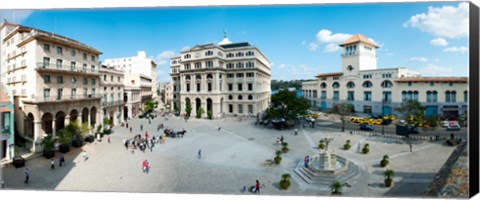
[
  {"left": 207, "top": 98, "right": 213, "bottom": 113},
  {"left": 26, "top": 113, "right": 34, "bottom": 138},
  {"left": 90, "top": 107, "right": 97, "bottom": 127},
  {"left": 55, "top": 111, "right": 66, "bottom": 131},
  {"left": 41, "top": 113, "right": 53, "bottom": 135},
  {"left": 70, "top": 109, "right": 79, "bottom": 124},
  {"left": 195, "top": 98, "right": 201, "bottom": 113},
  {"left": 82, "top": 108, "right": 89, "bottom": 124}
]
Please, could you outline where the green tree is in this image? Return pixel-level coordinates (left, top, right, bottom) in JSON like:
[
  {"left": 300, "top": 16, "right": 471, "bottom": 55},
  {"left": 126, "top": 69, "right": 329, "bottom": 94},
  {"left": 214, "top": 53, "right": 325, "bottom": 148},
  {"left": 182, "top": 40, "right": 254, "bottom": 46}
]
[
  {"left": 80, "top": 122, "right": 92, "bottom": 137},
  {"left": 384, "top": 169, "right": 395, "bottom": 187},
  {"left": 279, "top": 173, "right": 292, "bottom": 190},
  {"left": 425, "top": 114, "right": 440, "bottom": 133},
  {"left": 103, "top": 117, "right": 112, "bottom": 128},
  {"left": 328, "top": 103, "right": 354, "bottom": 132},
  {"left": 185, "top": 100, "right": 192, "bottom": 117},
  {"left": 196, "top": 107, "right": 205, "bottom": 118},
  {"left": 144, "top": 99, "right": 156, "bottom": 113},
  {"left": 395, "top": 100, "right": 426, "bottom": 127},
  {"left": 330, "top": 181, "right": 343, "bottom": 195},
  {"left": 265, "top": 89, "right": 309, "bottom": 121}
]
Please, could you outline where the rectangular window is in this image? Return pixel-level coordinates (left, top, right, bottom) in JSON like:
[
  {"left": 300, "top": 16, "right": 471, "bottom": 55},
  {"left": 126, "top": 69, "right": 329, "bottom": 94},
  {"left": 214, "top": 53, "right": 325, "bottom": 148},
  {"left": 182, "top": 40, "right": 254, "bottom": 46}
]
[
  {"left": 364, "top": 91, "right": 372, "bottom": 101},
  {"left": 238, "top": 84, "right": 243, "bottom": 91},
  {"left": 248, "top": 83, "right": 253, "bottom": 91},
  {"left": 57, "top": 88, "right": 63, "bottom": 100},
  {"left": 206, "top": 61, "right": 213, "bottom": 68},
  {"left": 91, "top": 65, "right": 96, "bottom": 72},
  {"left": 91, "top": 55, "right": 95, "bottom": 61},
  {"left": 248, "top": 104, "right": 253, "bottom": 114},
  {"left": 83, "top": 53, "right": 87, "bottom": 60},
  {"left": 83, "top": 78, "right": 88, "bottom": 85},
  {"left": 83, "top": 64, "right": 87, "bottom": 72},
  {"left": 91, "top": 78, "right": 96, "bottom": 85},
  {"left": 44, "top": 88, "right": 50, "bottom": 99},
  {"left": 347, "top": 91, "right": 354, "bottom": 101},
  {"left": 238, "top": 104, "right": 243, "bottom": 113},
  {"left": 56, "top": 59, "right": 62, "bottom": 69},
  {"left": 229, "top": 104, "right": 233, "bottom": 113},
  {"left": 186, "top": 84, "right": 190, "bottom": 92},
  {"left": 44, "top": 75, "right": 51, "bottom": 83},
  {"left": 464, "top": 92, "right": 468, "bottom": 103},
  {"left": 71, "top": 61, "right": 76, "bottom": 70},
  {"left": 83, "top": 88, "right": 88, "bottom": 97},
  {"left": 44, "top": 44, "right": 50, "bottom": 52},
  {"left": 71, "top": 88, "right": 76, "bottom": 98},
  {"left": 57, "top": 76, "right": 63, "bottom": 84},
  {"left": 321, "top": 91, "right": 326, "bottom": 100},
  {"left": 91, "top": 88, "right": 95, "bottom": 96},
  {"left": 333, "top": 91, "right": 339, "bottom": 100},
  {"left": 43, "top": 57, "right": 50, "bottom": 68},
  {"left": 208, "top": 83, "right": 212, "bottom": 92},
  {"left": 228, "top": 84, "right": 233, "bottom": 91},
  {"left": 56, "top": 46, "right": 63, "bottom": 54},
  {"left": 194, "top": 62, "right": 201, "bottom": 69},
  {"left": 383, "top": 91, "right": 391, "bottom": 102},
  {"left": 197, "top": 83, "right": 201, "bottom": 92}
]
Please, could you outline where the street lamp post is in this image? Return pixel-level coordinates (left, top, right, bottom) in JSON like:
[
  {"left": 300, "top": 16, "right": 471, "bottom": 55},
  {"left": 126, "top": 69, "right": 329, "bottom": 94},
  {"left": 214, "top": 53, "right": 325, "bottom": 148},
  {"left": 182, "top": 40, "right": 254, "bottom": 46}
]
[{"left": 382, "top": 99, "right": 385, "bottom": 135}]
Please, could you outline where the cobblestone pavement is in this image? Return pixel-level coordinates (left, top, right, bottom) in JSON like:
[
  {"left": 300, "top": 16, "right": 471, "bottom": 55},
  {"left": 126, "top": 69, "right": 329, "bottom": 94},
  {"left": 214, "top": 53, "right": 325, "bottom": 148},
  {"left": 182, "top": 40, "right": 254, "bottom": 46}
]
[{"left": 0, "top": 115, "right": 456, "bottom": 197}]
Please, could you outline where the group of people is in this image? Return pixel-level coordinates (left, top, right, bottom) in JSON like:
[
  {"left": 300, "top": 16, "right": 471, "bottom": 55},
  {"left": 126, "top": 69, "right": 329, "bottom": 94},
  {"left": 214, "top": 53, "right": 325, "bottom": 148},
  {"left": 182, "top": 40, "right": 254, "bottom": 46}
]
[{"left": 123, "top": 131, "right": 168, "bottom": 154}]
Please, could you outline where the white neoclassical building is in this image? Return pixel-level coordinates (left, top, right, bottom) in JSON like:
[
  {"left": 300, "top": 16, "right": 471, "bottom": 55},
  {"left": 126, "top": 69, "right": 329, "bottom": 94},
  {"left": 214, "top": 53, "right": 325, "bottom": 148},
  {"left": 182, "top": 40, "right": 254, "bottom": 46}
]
[
  {"left": 302, "top": 34, "right": 468, "bottom": 118},
  {"left": 170, "top": 34, "right": 271, "bottom": 118},
  {"left": 0, "top": 23, "right": 103, "bottom": 152},
  {"left": 99, "top": 65, "right": 125, "bottom": 126}
]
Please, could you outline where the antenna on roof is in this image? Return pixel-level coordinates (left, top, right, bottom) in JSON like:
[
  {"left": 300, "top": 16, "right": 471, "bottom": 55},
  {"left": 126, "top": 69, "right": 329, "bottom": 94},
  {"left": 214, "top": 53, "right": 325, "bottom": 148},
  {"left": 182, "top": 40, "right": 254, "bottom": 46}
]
[{"left": 223, "top": 29, "right": 227, "bottom": 38}]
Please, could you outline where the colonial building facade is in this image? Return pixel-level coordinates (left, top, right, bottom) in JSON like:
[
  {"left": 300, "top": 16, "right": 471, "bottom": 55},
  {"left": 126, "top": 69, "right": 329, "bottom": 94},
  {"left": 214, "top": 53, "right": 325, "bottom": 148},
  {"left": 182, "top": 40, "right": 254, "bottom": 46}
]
[
  {"left": 170, "top": 34, "right": 271, "bottom": 118},
  {"left": 0, "top": 23, "right": 102, "bottom": 152},
  {"left": 302, "top": 34, "right": 468, "bottom": 118},
  {"left": 99, "top": 65, "right": 125, "bottom": 126},
  {"left": 0, "top": 83, "right": 14, "bottom": 161}
]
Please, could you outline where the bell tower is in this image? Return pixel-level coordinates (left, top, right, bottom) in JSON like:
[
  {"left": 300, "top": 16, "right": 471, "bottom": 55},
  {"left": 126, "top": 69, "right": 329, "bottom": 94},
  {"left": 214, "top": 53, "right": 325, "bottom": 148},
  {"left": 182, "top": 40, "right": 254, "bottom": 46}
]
[{"left": 340, "top": 34, "right": 379, "bottom": 76}]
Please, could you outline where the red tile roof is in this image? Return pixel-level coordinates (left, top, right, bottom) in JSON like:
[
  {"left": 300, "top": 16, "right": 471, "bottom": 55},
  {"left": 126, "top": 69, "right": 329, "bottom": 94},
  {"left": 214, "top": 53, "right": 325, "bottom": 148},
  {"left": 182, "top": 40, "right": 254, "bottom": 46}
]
[
  {"left": 340, "top": 34, "right": 379, "bottom": 48},
  {"left": 315, "top": 72, "right": 343, "bottom": 78},
  {"left": 395, "top": 77, "right": 468, "bottom": 83}
]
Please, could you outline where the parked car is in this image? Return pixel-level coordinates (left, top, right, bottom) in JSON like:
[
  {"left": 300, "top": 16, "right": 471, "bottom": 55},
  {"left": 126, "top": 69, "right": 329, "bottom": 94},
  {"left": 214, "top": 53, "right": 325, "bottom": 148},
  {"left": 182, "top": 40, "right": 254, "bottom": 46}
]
[
  {"left": 446, "top": 124, "right": 461, "bottom": 131},
  {"left": 360, "top": 124, "right": 374, "bottom": 131},
  {"left": 441, "top": 121, "right": 449, "bottom": 128}
]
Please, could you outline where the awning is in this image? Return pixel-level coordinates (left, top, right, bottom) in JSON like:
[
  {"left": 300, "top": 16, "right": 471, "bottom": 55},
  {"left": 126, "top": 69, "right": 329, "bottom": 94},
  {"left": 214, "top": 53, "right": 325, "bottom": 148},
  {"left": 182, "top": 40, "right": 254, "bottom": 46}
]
[{"left": 0, "top": 107, "right": 11, "bottom": 112}]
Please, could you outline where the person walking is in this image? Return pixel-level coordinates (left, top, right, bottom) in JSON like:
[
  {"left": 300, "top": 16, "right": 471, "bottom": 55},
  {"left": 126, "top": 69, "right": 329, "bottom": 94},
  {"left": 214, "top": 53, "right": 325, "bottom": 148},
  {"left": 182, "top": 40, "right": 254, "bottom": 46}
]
[
  {"left": 129, "top": 127, "right": 132, "bottom": 133},
  {"left": 126, "top": 123, "right": 129, "bottom": 128},
  {"left": 24, "top": 168, "right": 29, "bottom": 184},
  {"left": 83, "top": 151, "right": 88, "bottom": 161},
  {"left": 294, "top": 129, "right": 298, "bottom": 135},
  {"left": 140, "top": 124, "right": 143, "bottom": 131},
  {"left": 409, "top": 144, "right": 413, "bottom": 152},
  {"left": 198, "top": 149, "right": 202, "bottom": 159},
  {"left": 142, "top": 160, "right": 147, "bottom": 173},
  {"left": 145, "top": 162, "right": 150, "bottom": 174},
  {"left": 255, "top": 180, "right": 260, "bottom": 194},
  {"left": 108, "top": 136, "right": 111, "bottom": 144},
  {"left": 50, "top": 159, "right": 55, "bottom": 170},
  {"left": 58, "top": 155, "right": 63, "bottom": 167}
]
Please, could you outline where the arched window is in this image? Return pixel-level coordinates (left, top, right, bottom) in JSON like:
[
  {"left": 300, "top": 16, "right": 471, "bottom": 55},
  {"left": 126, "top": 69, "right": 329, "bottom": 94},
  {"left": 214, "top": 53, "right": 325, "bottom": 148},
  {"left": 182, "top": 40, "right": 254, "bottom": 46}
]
[
  {"left": 228, "top": 95, "right": 233, "bottom": 100},
  {"left": 207, "top": 74, "right": 213, "bottom": 79},
  {"left": 381, "top": 80, "right": 393, "bottom": 88},
  {"left": 320, "top": 82, "right": 327, "bottom": 89},
  {"left": 205, "top": 51, "right": 213, "bottom": 56},
  {"left": 362, "top": 81, "right": 373, "bottom": 88},
  {"left": 195, "top": 75, "right": 201, "bottom": 80},
  {"left": 185, "top": 75, "right": 191, "bottom": 81},
  {"left": 346, "top": 81, "right": 355, "bottom": 88},
  {"left": 332, "top": 82, "right": 340, "bottom": 89},
  {"left": 347, "top": 65, "right": 354, "bottom": 71},
  {"left": 248, "top": 95, "right": 253, "bottom": 100},
  {"left": 238, "top": 95, "right": 243, "bottom": 100}
]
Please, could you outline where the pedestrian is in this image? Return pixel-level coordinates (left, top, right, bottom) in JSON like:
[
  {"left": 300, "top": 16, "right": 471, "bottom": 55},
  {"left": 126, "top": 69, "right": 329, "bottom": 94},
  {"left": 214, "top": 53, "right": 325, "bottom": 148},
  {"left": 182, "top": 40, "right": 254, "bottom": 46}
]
[
  {"left": 218, "top": 127, "right": 221, "bottom": 131},
  {"left": 198, "top": 149, "right": 202, "bottom": 159},
  {"left": 162, "top": 134, "right": 166, "bottom": 144},
  {"left": 142, "top": 160, "right": 147, "bottom": 173},
  {"left": 255, "top": 180, "right": 260, "bottom": 194},
  {"left": 280, "top": 135, "right": 284, "bottom": 144},
  {"left": 24, "top": 168, "right": 29, "bottom": 184},
  {"left": 50, "top": 159, "right": 55, "bottom": 170},
  {"left": 140, "top": 124, "right": 143, "bottom": 131},
  {"left": 108, "top": 136, "right": 111, "bottom": 144},
  {"left": 126, "top": 123, "right": 129, "bottom": 128},
  {"left": 145, "top": 162, "right": 150, "bottom": 174},
  {"left": 304, "top": 156, "right": 308, "bottom": 168},
  {"left": 295, "top": 128, "right": 298, "bottom": 135},
  {"left": 129, "top": 127, "right": 132, "bottom": 133},
  {"left": 149, "top": 119, "right": 151, "bottom": 124},
  {"left": 83, "top": 151, "right": 88, "bottom": 161},
  {"left": 409, "top": 144, "right": 413, "bottom": 152},
  {"left": 58, "top": 155, "right": 63, "bottom": 167}
]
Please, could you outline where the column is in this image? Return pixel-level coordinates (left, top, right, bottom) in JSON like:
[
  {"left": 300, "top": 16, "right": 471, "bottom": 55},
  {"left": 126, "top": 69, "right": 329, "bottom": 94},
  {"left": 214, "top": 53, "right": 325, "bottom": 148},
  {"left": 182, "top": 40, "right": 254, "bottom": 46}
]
[
  {"left": 65, "top": 115, "right": 71, "bottom": 126},
  {"left": 33, "top": 121, "right": 42, "bottom": 153},
  {"left": 78, "top": 114, "right": 83, "bottom": 126},
  {"left": 52, "top": 119, "right": 56, "bottom": 137}
]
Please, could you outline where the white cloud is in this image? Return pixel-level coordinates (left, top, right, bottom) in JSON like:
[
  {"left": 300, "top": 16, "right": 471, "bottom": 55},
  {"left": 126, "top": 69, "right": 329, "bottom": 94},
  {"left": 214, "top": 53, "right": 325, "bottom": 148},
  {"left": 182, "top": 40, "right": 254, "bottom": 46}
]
[
  {"left": 430, "top": 38, "right": 448, "bottom": 46},
  {"left": 308, "top": 43, "right": 319, "bottom": 51},
  {"left": 324, "top": 43, "right": 341, "bottom": 52},
  {"left": 419, "top": 64, "right": 453, "bottom": 76},
  {"left": 301, "top": 41, "right": 306, "bottom": 45},
  {"left": 180, "top": 46, "right": 190, "bottom": 51},
  {"left": 403, "top": 2, "right": 468, "bottom": 39},
  {"left": 443, "top": 46, "right": 468, "bottom": 53},
  {"left": 315, "top": 29, "right": 352, "bottom": 43},
  {"left": 0, "top": 10, "right": 33, "bottom": 24},
  {"left": 155, "top": 50, "right": 175, "bottom": 65},
  {"left": 278, "top": 64, "right": 287, "bottom": 69},
  {"left": 408, "top": 57, "right": 428, "bottom": 62}
]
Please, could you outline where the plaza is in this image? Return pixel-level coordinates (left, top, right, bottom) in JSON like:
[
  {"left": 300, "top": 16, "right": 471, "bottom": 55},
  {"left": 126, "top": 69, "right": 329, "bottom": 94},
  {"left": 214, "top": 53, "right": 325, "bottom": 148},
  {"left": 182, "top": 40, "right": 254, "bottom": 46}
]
[{"left": 1, "top": 115, "right": 456, "bottom": 197}]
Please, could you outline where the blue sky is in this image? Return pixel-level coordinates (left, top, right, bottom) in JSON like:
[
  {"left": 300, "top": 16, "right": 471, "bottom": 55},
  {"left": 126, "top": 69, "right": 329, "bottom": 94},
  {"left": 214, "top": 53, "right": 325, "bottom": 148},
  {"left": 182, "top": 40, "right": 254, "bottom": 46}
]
[{"left": 2, "top": 2, "right": 469, "bottom": 82}]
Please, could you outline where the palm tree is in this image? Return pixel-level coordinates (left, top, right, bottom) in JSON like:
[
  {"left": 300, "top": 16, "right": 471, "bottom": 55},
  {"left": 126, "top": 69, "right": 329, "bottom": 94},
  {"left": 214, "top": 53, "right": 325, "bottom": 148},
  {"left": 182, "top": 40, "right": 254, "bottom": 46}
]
[
  {"left": 384, "top": 169, "right": 395, "bottom": 187},
  {"left": 330, "top": 181, "right": 343, "bottom": 195}
]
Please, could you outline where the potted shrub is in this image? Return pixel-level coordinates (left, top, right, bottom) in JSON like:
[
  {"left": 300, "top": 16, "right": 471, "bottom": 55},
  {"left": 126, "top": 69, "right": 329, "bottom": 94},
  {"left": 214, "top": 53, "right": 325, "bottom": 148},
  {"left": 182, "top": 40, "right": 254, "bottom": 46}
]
[
  {"left": 362, "top": 143, "right": 370, "bottom": 154},
  {"left": 384, "top": 169, "right": 395, "bottom": 187},
  {"left": 41, "top": 135, "right": 55, "bottom": 159},
  {"left": 380, "top": 155, "right": 389, "bottom": 167},
  {"left": 330, "top": 181, "right": 343, "bottom": 195},
  {"left": 196, "top": 107, "right": 204, "bottom": 119},
  {"left": 274, "top": 150, "right": 282, "bottom": 164},
  {"left": 95, "top": 124, "right": 103, "bottom": 139},
  {"left": 56, "top": 129, "right": 72, "bottom": 153},
  {"left": 279, "top": 173, "right": 292, "bottom": 190},
  {"left": 343, "top": 140, "right": 351, "bottom": 150},
  {"left": 319, "top": 139, "right": 325, "bottom": 150},
  {"left": 281, "top": 142, "right": 289, "bottom": 153},
  {"left": 12, "top": 156, "right": 25, "bottom": 168},
  {"left": 207, "top": 110, "right": 213, "bottom": 120}
]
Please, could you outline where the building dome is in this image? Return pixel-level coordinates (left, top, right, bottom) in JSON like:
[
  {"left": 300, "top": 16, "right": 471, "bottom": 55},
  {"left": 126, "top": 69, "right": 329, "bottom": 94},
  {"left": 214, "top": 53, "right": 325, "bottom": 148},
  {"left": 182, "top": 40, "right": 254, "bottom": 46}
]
[{"left": 218, "top": 29, "right": 232, "bottom": 45}]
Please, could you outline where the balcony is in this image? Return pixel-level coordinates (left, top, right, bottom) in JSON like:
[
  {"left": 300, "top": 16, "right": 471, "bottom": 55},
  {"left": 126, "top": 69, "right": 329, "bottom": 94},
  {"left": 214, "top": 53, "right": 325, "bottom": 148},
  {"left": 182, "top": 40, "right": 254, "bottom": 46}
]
[
  {"left": 102, "top": 100, "right": 125, "bottom": 107},
  {"left": 236, "top": 78, "right": 244, "bottom": 82},
  {"left": 35, "top": 62, "right": 99, "bottom": 76},
  {"left": 246, "top": 78, "right": 254, "bottom": 82},
  {"left": 227, "top": 78, "right": 234, "bottom": 82},
  {"left": 23, "top": 94, "right": 102, "bottom": 104}
]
